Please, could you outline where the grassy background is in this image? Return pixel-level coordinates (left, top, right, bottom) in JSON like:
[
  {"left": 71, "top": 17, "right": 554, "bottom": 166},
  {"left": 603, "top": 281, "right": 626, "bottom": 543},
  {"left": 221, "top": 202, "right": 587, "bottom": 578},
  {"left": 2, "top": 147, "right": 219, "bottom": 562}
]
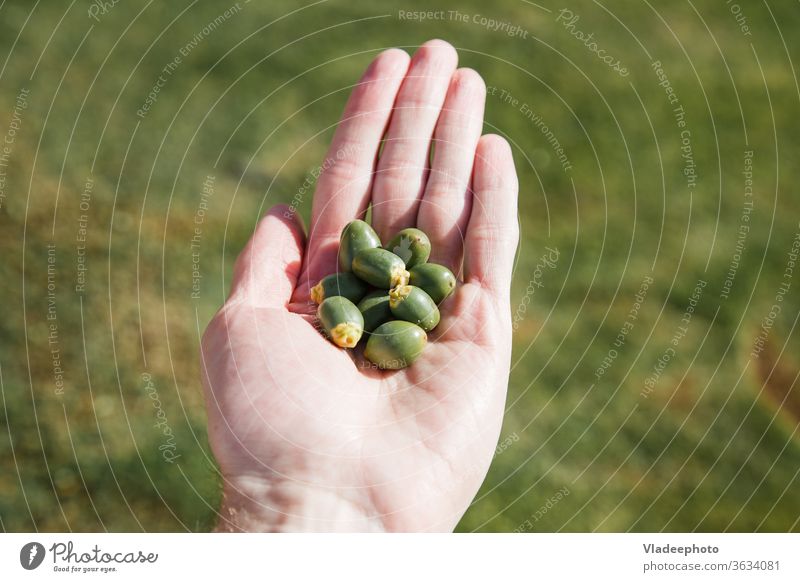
[{"left": 1, "top": 0, "right": 799, "bottom": 531}]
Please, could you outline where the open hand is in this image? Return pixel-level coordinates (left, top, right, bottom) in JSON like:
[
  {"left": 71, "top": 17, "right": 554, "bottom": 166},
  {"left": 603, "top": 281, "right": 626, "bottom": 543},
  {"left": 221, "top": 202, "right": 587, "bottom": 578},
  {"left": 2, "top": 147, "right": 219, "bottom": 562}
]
[{"left": 201, "top": 39, "right": 519, "bottom": 532}]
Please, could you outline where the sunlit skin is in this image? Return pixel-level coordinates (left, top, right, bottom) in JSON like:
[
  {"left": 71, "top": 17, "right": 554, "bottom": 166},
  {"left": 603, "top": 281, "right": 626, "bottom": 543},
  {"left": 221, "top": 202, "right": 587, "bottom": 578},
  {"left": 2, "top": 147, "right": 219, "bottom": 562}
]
[{"left": 201, "top": 40, "right": 519, "bottom": 532}]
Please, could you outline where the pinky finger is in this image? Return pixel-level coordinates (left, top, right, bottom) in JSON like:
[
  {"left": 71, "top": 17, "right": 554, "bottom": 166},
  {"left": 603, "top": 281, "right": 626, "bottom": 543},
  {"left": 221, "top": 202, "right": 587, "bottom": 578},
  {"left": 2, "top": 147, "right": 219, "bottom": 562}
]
[{"left": 464, "top": 134, "right": 519, "bottom": 305}]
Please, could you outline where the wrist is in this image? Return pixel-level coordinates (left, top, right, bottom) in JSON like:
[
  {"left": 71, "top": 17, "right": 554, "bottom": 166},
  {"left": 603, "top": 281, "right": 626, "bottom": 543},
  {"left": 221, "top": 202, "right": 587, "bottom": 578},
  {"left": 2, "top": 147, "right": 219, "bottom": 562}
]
[{"left": 215, "top": 476, "right": 385, "bottom": 532}]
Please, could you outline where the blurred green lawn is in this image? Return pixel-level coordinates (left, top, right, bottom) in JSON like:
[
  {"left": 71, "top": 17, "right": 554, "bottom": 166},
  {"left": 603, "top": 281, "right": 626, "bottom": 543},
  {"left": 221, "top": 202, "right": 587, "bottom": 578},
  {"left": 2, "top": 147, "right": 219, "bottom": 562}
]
[{"left": 1, "top": 0, "right": 799, "bottom": 531}]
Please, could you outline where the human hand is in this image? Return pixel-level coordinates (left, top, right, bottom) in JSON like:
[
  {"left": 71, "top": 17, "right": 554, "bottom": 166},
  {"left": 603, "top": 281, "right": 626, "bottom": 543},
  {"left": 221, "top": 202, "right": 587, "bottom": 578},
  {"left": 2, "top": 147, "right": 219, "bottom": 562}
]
[{"left": 201, "top": 40, "right": 519, "bottom": 532}]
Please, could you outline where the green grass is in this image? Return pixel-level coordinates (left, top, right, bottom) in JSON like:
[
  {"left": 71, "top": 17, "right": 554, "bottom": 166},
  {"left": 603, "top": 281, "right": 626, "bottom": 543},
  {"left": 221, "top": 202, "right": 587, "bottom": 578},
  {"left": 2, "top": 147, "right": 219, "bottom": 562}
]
[{"left": 1, "top": 0, "right": 799, "bottom": 531}]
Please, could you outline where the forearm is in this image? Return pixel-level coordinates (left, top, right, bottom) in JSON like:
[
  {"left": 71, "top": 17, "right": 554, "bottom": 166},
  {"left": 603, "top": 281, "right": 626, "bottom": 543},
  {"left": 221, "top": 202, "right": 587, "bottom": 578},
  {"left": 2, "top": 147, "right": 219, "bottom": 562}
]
[{"left": 215, "top": 477, "right": 385, "bottom": 533}]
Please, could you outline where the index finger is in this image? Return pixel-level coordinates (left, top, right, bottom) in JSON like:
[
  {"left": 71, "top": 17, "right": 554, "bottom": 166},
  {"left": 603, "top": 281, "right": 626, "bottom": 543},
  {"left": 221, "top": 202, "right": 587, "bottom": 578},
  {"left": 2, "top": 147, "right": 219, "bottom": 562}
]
[{"left": 301, "top": 49, "right": 410, "bottom": 288}]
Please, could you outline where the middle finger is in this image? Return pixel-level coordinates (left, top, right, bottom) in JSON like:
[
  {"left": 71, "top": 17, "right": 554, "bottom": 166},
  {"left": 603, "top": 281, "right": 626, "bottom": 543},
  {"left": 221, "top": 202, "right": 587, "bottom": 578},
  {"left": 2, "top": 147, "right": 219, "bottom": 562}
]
[{"left": 369, "top": 39, "right": 458, "bottom": 241}]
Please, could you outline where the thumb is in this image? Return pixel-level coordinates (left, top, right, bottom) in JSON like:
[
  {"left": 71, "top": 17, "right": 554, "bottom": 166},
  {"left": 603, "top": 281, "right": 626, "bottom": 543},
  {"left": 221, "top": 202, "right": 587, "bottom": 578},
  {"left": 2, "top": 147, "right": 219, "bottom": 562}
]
[{"left": 228, "top": 204, "right": 306, "bottom": 307}]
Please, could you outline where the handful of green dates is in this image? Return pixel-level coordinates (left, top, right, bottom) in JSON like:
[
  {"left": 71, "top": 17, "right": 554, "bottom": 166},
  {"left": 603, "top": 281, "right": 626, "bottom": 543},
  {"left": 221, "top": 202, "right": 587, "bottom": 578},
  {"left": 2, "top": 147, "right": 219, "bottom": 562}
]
[{"left": 311, "top": 220, "right": 456, "bottom": 369}]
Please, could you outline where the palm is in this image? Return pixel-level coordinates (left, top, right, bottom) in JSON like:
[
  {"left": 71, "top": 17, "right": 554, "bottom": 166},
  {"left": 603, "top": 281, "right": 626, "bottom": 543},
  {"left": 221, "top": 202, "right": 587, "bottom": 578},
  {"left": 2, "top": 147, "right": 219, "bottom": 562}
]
[{"left": 202, "top": 41, "right": 519, "bottom": 532}]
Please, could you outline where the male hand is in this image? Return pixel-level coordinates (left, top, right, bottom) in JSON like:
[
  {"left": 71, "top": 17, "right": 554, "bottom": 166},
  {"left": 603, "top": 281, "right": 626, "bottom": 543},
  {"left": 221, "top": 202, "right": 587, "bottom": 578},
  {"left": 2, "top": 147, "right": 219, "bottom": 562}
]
[{"left": 202, "top": 40, "right": 519, "bottom": 532}]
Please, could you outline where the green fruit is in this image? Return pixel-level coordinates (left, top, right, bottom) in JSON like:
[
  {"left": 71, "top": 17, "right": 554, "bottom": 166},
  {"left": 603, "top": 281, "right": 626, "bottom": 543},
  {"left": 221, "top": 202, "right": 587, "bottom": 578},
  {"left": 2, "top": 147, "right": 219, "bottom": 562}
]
[
  {"left": 388, "top": 285, "right": 440, "bottom": 331},
  {"left": 357, "top": 290, "right": 393, "bottom": 333},
  {"left": 310, "top": 272, "right": 368, "bottom": 305},
  {"left": 364, "top": 321, "right": 427, "bottom": 369},
  {"left": 317, "top": 296, "right": 364, "bottom": 348},
  {"left": 338, "top": 219, "right": 381, "bottom": 272},
  {"left": 408, "top": 263, "right": 456, "bottom": 304},
  {"left": 352, "top": 248, "right": 410, "bottom": 289},
  {"left": 386, "top": 228, "right": 431, "bottom": 269}
]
